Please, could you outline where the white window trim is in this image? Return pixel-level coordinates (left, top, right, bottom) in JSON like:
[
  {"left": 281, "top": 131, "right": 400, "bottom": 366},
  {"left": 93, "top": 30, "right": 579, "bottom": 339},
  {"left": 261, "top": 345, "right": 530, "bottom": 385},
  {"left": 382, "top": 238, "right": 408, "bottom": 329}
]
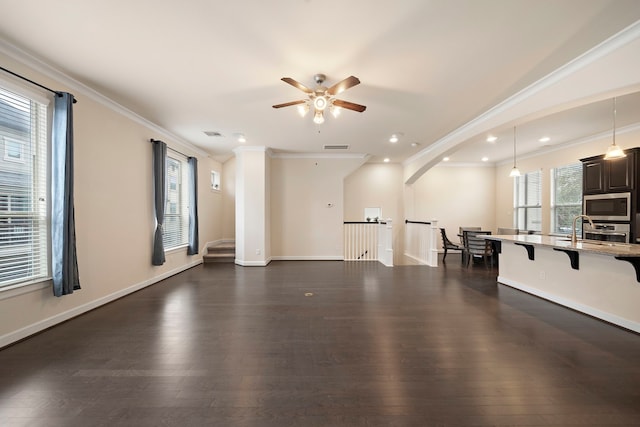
[{"left": 0, "top": 79, "right": 51, "bottom": 290}]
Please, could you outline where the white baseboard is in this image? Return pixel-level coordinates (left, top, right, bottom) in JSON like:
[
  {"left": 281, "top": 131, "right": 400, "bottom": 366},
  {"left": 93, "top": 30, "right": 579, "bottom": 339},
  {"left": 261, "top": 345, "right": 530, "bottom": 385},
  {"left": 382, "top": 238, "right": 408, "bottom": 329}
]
[
  {"left": 234, "top": 258, "right": 272, "bottom": 266},
  {"left": 0, "top": 259, "right": 203, "bottom": 349}
]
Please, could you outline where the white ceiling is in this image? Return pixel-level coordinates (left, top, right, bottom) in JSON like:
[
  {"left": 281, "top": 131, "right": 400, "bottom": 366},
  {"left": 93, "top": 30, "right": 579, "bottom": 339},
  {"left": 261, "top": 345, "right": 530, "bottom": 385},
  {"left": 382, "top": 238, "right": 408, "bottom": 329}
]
[{"left": 1, "top": 0, "right": 640, "bottom": 165}]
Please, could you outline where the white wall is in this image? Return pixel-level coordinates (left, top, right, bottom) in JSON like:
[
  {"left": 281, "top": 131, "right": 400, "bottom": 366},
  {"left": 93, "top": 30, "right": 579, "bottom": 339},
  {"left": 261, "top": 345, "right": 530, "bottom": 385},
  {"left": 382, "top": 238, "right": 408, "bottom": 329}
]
[
  {"left": 270, "top": 156, "right": 365, "bottom": 259},
  {"left": 234, "top": 147, "right": 272, "bottom": 265},
  {"left": 221, "top": 156, "right": 236, "bottom": 240},
  {"left": 0, "top": 52, "right": 223, "bottom": 346}
]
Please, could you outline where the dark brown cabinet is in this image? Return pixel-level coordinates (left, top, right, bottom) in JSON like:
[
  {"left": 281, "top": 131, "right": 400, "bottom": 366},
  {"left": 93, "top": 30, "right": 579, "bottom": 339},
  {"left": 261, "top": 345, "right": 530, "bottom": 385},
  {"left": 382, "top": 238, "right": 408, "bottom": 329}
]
[{"left": 581, "top": 149, "right": 636, "bottom": 194}]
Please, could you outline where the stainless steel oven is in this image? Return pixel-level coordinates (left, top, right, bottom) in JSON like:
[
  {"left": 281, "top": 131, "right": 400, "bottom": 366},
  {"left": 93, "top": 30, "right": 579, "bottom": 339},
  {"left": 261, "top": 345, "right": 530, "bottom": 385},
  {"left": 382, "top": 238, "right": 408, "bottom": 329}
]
[
  {"left": 583, "top": 192, "right": 631, "bottom": 221},
  {"left": 583, "top": 222, "right": 630, "bottom": 243}
]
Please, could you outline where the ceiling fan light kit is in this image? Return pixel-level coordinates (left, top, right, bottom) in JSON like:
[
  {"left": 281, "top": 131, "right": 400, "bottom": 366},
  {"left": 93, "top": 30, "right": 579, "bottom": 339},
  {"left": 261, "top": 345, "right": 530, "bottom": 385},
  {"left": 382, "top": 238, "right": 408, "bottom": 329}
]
[{"left": 273, "top": 73, "right": 366, "bottom": 124}]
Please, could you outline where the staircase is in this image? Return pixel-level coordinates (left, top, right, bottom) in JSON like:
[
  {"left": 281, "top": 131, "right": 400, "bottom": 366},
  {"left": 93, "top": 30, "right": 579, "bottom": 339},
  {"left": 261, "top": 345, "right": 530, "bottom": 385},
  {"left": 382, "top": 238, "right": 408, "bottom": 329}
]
[{"left": 203, "top": 241, "right": 235, "bottom": 264}]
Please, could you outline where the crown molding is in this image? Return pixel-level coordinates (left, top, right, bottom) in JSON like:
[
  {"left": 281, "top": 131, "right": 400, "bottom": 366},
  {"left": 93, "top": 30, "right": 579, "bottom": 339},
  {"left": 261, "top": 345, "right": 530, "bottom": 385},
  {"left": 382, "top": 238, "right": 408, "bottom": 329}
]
[
  {"left": 0, "top": 39, "right": 209, "bottom": 158},
  {"left": 403, "top": 19, "right": 640, "bottom": 169},
  {"left": 270, "top": 152, "right": 369, "bottom": 160}
]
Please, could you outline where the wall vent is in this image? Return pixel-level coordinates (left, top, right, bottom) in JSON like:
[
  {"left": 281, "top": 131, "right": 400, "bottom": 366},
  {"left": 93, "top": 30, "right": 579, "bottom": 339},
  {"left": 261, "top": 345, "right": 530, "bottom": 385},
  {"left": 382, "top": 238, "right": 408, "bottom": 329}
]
[
  {"left": 323, "top": 144, "right": 350, "bottom": 150},
  {"left": 204, "top": 131, "right": 223, "bottom": 137}
]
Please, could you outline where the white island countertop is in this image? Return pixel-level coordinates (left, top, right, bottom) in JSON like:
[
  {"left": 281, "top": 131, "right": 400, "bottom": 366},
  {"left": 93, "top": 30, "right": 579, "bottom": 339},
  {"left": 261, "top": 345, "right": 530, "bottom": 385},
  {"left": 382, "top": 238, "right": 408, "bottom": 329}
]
[{"left": 486, "top": 234, "right": 640, "bottom": 257}]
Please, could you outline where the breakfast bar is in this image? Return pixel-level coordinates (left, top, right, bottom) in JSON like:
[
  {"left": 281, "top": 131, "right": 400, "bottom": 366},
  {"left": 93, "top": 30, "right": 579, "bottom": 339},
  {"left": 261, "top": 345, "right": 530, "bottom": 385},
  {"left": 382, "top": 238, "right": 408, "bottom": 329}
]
[{"left": 487, "top": 234, "right": 640, "bottom": 333}]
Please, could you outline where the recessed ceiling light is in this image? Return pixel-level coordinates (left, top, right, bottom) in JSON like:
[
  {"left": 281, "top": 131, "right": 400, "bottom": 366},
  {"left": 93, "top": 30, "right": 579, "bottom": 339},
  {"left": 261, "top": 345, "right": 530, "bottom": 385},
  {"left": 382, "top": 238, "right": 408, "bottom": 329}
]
[
  {"left": 389, "top": 132, "right": 404, "bottom": 143},
  {"left": 539, "top": 136, "right": 550, "bottom": 143},
  {"left": 482, "top": 157, "right": 489, "bottom": 162},
  {"left": 411, "top": 142, "right": 419, "bottom": 147},
  {"left": 233, "top": 132, "right": 246, "bottom": 143},
  {"left": 443, "top": 157, "right": 450, "bottom": 162},
  {"left": 486, "top": 136, "right": 498, "bottom": 143},
  {"left": 383, "top": 158, "right": 390, "bottom": 163}
]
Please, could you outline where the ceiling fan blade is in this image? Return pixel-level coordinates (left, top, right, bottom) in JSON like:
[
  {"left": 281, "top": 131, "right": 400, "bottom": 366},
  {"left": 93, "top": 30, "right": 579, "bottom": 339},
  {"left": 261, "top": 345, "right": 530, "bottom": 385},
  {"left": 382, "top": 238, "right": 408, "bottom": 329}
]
[
  {"left": 332, "top": 99, "right": 367, "bottom": 112},
  {"left": 326, "top": 76, "right": 360, "bottom": 96},
  {"left": 272, "top": 100, "right": 307, "bottom": 109},
  {"left": 281, "top": 77, "right": 313, "bottom": 94}
]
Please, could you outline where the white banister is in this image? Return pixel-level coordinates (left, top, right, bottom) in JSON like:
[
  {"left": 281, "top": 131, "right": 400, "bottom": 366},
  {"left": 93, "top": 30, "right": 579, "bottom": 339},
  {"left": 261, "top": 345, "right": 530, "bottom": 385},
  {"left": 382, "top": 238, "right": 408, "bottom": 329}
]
[
  {"left": 404, "top": 219, "right": 438, "bottom": 267},
  {"left": 344, "top": 221, "right": 393, "bottom": 266},
  {"left": 377, "top": 219, "right": 393, "bottom": 267}
]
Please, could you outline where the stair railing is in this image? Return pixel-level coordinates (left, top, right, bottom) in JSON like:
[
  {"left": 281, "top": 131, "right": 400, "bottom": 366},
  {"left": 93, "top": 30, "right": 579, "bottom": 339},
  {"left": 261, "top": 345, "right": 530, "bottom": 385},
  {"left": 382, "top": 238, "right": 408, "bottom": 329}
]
[
  {"left": 404, "top": 219, "right": 438, "bottom": 266},
  {"left": 344, "top": 220, "right": 393, "bottom": 265}
]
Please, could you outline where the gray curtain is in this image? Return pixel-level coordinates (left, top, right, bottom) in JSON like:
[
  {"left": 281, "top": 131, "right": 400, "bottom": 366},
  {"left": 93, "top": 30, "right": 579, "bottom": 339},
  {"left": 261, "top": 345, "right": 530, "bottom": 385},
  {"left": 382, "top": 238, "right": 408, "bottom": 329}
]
[
  {"left": 152, "top": 139, "right": 167, "bottom": 265},
  {"left": 187, "top": 157, "right": 199, "bottom": 255},
  {"left": 52, "top": 92, "right": 80, "bottom": 297}
]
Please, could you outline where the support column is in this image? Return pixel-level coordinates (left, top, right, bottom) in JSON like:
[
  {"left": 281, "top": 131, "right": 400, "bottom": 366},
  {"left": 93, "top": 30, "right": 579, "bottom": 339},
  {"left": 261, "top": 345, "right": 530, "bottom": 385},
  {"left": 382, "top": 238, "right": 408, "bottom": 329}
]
[{"left": 234, "top": 146, "right": 270, "bottom": 266}]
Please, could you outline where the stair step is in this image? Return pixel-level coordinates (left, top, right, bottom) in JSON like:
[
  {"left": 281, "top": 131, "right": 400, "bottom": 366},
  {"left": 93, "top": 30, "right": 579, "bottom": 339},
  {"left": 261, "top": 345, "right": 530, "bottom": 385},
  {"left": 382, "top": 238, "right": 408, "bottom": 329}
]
[
  {"left": 204, "top": 242, "right": 235, "bottom": 263},
  {"left": 207, "top": 244, "right": 235, "bottom": 252},
  {"left": 203, "top": 253, "right": 234, "bottom": 263}
]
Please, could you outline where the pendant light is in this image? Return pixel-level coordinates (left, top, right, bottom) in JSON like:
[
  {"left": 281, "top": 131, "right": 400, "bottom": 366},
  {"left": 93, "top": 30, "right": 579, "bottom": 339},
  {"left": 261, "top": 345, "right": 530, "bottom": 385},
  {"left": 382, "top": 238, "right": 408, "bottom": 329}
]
[
  {"left": 603, "top": 97, "right": 626, "bottom": 160},
  {"left": 509, "top": 126, "right": 521, "bottom": 177}
]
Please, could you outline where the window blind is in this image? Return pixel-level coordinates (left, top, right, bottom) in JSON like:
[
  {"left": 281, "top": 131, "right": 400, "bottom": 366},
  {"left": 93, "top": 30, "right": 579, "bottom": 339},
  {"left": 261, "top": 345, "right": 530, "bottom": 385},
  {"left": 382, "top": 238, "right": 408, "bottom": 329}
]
[
  {"left": 163, "top": 149, "right": 189, "bottom": 249},
  {"left": 0, "top": 86, "right": 49, "bottom": 288},
  {"left": 514, "top": 170, "right": 542, "bottom": 232}
]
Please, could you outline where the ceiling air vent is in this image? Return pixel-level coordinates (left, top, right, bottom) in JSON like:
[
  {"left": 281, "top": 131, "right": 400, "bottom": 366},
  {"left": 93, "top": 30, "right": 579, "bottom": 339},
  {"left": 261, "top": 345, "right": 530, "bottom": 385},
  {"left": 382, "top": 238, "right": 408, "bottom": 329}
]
[
  {"left": 204, "top": 131, "right": 223, "bottom": 137},
  {"left": 323, "top": 144, "right": 349, "bottom": 150}
]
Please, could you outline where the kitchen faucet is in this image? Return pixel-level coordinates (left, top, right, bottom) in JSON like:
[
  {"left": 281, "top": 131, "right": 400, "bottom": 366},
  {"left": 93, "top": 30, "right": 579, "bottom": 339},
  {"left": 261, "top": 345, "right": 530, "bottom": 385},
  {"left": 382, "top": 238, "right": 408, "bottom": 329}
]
[{"left": 571, "top": 215, "right": 594, "bottom": 243}]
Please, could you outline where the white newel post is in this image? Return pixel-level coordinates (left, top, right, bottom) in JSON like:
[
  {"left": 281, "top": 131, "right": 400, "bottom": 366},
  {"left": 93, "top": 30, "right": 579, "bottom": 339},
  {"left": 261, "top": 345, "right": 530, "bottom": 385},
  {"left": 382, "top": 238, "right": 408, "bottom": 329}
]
[
  {"left": 427, "top": 219, "right": 438, "bottom": 267},
  {"left": 377, "top": 219, "right": 393, "bottom": 267}
]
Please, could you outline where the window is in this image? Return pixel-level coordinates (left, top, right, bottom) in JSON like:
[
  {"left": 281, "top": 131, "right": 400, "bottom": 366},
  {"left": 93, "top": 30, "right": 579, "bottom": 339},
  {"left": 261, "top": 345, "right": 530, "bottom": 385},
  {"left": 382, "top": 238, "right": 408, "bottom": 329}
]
[
  {"left": 0, "top": 85, "right": 49, "bottom": 288},
  {"left": 514, "top": 170, "right": 542, "bottom": 232},
  {"left": 4, "top": 138, "right": 24, "bottom": 162},
  {"left": 551, "top": 163, "right": 583, "bottom": 235},
  {"left": 163, "top": 151, "right": 189, "bottom": 249},
  {"left": 210, "top": 170, "right": 220, "bottom": 191}
]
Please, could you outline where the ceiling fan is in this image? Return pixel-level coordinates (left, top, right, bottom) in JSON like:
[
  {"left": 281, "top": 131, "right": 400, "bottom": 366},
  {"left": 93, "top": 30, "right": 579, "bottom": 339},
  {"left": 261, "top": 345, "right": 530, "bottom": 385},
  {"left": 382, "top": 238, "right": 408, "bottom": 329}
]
[{"left": 272, "top": 73, "right": 366, "bottom": 124}]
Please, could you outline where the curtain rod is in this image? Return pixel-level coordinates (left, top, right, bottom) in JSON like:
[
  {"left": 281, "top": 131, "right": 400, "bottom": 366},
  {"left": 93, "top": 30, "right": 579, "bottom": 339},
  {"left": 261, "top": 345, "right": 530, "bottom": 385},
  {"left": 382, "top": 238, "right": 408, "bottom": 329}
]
[
  {"left": 0, "top": 66, "right": 77, "bottom": 103},
  {"left": 149, "top": 138, "right": 191, "bottom": 159}
]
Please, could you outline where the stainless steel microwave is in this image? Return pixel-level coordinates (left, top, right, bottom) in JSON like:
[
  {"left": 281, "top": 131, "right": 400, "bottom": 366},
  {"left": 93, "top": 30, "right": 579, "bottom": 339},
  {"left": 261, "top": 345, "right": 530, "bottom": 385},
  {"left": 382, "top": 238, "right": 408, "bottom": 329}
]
[{"left": 583, "top": 192, "right": 631, "bottom": 221}]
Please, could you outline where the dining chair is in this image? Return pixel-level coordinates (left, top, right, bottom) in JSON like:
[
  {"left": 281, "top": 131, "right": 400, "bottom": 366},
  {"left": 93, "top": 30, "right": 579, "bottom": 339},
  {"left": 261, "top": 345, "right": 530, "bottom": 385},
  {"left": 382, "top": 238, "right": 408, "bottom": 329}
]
[
  {"left": 458, "top": 226, "right": 481, "bottom": 245},
  {"left": 464, "top": 230, "right": 493, "bottom": 268},
  {"left": 440, "top": 228, "right": 463, "bottom": 262}
]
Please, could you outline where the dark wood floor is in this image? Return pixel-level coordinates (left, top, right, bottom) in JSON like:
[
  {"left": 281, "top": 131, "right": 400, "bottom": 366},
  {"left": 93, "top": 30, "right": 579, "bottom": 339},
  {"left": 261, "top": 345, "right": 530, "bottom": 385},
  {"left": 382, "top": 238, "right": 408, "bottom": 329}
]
[{"left": 1, "top": 256, "right": 640, "bottom": 426}]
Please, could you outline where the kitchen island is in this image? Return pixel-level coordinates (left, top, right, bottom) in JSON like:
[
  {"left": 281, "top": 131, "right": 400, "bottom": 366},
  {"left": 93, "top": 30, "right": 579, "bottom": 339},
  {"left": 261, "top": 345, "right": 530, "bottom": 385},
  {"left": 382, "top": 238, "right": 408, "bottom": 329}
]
[{"left": 487, "top": 234, "right": 640, "bottom": 333}]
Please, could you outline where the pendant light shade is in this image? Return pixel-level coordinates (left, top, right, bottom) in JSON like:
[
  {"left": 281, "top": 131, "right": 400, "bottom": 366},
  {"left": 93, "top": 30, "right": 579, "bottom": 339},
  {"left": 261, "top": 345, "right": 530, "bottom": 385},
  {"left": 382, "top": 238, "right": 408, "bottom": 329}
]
[
  {"left": 603, "top": 97, "right": 626, "bottom": 160},
  {"left": 509, "top": 126, "right": 521, "bottom": 177}
]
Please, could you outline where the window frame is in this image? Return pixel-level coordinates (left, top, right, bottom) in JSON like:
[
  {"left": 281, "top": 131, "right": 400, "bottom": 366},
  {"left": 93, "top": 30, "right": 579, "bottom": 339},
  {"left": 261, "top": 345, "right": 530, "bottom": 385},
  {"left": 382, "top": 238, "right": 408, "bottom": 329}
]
[
  {"left": 162, "top": 149, "right": 190, "bottom": 251},
  {"left": 0, "top": 79, "right": 51, "bottom": 291},
  {"left": 550, "top": 162, "right": 583, "bottom": 235},
  {"left": 513, "top": 169, "right": 542, "bottom": 232}
]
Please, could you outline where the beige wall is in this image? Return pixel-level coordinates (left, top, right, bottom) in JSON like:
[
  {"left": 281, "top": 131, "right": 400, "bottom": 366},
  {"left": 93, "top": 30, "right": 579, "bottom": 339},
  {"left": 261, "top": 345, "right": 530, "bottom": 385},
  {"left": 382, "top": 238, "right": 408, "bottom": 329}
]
[
  {"left": 344, "top": 163, "right": 405, "bottom": 263},
  {"left": 495, "top": 127, "right": 640, "bottom": 235},
  {"left": 270, "top": 156, "right": 365, "bottom": 259},
  {"left": 407, "top": 165, "right": 497, "bottom": 244},
  {"left": 0, "top": 53, "right": 223, "bottom": 345}
]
